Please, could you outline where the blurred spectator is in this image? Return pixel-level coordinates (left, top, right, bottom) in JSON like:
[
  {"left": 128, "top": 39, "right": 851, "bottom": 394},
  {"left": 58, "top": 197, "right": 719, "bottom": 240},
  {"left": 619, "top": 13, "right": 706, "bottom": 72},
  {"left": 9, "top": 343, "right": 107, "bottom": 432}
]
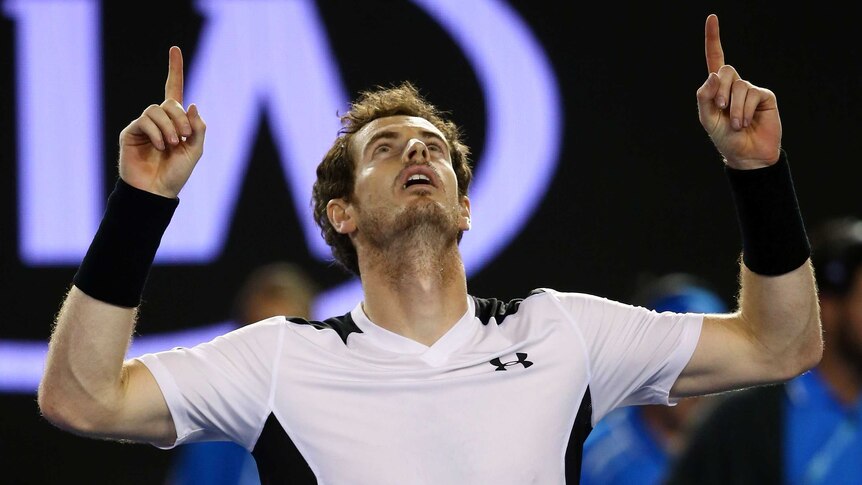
[
  {"left": 230, "top": 262, "right": 318, "bottom": 326},
  {"left": 580, "top": 273, "right": 729, "bottom": 485},
  {"left": 165, "top": 262, "right": 318, "bottom": 485},
  {"left": 665, "top": 216, "right": 862, "bottom": 484}
]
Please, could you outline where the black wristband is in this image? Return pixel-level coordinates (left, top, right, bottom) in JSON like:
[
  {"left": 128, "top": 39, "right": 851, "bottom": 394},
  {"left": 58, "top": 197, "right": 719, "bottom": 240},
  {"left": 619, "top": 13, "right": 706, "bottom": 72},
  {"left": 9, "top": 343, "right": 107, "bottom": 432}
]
[
  {"left": 725, "top": 150, "right": 810, "bottom": 276},
  {"left": 72, "top": 178, "right": 179, "bottom": 307}
]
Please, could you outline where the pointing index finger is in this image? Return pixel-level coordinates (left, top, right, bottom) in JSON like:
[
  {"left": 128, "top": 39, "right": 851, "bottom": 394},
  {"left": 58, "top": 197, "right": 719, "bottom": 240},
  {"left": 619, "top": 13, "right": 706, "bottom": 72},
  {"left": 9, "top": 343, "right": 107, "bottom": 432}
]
[
  {"left": 705, "top": 14, "right": 725, "bottom": 74},
  {"left": 165, "top": 46, "right": 184, "bottom": 105}
]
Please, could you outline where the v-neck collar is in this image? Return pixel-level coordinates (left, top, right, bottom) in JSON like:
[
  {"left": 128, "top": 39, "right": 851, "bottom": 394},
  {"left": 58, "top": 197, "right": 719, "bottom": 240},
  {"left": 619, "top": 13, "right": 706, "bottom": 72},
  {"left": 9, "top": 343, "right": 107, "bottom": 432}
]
[{"left": 350, "top": 296, "right": 476, "bottom": 366}]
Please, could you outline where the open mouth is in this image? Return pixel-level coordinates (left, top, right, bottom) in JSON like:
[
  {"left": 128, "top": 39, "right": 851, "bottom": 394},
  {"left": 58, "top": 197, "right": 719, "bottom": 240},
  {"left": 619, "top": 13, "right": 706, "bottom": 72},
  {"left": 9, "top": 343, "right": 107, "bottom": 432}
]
[{"left": 404, "top": 173, "right": 433, "bottom": 189}]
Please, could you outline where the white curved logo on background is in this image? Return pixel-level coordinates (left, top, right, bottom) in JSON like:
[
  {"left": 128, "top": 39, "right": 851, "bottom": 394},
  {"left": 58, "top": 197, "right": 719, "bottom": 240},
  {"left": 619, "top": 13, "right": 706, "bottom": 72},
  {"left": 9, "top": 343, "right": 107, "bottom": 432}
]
[{"left": 1, "top": 0, "right": 561, "bottom": 391}]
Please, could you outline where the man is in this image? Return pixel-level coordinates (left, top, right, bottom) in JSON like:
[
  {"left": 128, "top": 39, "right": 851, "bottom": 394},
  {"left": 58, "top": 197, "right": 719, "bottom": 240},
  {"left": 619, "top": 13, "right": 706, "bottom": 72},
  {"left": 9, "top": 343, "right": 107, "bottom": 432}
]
[
  {"left": 665, "top": 217, "right": 862, "bottom": 484},
  {"left": 580, "top": 273, "right": 729, "bottom": 485},
  {"left": 38, "top": 15, "right": 821, "bottom": 484}
]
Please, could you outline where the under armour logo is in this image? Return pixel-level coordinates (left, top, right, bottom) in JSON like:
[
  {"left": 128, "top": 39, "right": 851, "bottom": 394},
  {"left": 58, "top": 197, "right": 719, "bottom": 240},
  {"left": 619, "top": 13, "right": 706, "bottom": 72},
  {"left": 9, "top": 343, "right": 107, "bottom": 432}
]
[{"left": 490, "top": 353, "right": 533, "bottom": 371}]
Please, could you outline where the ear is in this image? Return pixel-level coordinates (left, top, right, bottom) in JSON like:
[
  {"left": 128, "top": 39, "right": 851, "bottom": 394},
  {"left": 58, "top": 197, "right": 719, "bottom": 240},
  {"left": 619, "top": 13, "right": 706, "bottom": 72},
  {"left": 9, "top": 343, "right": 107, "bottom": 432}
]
[
  {"left": 458, "top": 196, "right": 471, "bottom": 231},
  {"left": 327, "top": 198, "right": 356, "bottom": 235}
]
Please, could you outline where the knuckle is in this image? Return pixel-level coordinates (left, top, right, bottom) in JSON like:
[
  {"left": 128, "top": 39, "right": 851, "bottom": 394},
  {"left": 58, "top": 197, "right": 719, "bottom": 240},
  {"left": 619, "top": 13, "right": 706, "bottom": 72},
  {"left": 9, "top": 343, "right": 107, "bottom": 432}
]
[{"left": 144, "top": 104, "right": 161, "bottom": 115}]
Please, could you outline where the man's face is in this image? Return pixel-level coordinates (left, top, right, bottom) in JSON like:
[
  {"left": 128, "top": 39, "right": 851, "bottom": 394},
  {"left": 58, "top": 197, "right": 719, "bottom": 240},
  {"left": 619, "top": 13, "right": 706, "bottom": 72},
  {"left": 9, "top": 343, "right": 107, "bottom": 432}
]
[{"left": 326, "top": 115, "right": 470, "bottom": 248}]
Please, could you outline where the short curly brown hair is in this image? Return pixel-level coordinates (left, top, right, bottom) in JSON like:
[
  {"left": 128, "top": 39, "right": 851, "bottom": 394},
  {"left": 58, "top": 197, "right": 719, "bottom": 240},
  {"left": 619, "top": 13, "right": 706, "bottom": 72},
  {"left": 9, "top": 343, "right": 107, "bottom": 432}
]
[{"left": 312, "top": 81, "right": 473, "bottom": 276}]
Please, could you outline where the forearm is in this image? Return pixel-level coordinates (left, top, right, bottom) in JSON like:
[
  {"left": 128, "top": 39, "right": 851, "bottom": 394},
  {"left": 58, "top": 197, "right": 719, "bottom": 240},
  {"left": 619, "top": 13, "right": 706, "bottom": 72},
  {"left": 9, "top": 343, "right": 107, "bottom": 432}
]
[
  {"left": 736, "top": 259, "right": 822, "bottom": 375},
  {"left": 674, "top": 152, "right": 823, "bottom": 396},
  {"left": 727, "top": 151, "right": 822, "bottom": 374},
  {"left": 38, "top": 178, "right": 178, "bottom": 435},
  {"left": 39, "top": 287, "right": 138, "bottom": 432}
]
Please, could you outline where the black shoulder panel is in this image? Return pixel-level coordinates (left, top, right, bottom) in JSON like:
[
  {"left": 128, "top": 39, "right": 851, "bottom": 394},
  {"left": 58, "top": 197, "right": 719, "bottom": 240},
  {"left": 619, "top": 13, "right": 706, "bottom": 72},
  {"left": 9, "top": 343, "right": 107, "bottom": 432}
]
[
  {"left": 472, "top": 289, "right": 545, "bottom": 325},
  {"left": 286, "top": 312, "right": 362, "bottom": 345}
]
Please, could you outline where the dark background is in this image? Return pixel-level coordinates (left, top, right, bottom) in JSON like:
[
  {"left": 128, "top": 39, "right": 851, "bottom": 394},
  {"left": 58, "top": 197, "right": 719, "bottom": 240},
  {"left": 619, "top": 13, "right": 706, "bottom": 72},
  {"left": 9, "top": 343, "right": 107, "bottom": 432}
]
[{"left": 2, "top": 1, "right": 859, "bottom": 483}]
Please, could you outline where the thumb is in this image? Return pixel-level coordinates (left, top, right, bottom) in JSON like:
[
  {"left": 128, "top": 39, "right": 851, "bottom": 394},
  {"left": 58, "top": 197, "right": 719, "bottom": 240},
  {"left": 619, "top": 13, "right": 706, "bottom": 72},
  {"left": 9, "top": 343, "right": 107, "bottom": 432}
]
[
  {"left": 184, "top": 103, "right": 207, "bottom": 152},
  {"left": 696, "top": 72, "right": 722, "bottom": 130}
]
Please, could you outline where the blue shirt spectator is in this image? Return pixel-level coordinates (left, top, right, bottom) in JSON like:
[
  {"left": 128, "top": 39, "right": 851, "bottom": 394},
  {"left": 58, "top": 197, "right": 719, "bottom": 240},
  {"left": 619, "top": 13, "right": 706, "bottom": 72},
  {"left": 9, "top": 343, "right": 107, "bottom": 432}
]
[{"left": 785, "top": 368, "right": 862, "bottom": 483}]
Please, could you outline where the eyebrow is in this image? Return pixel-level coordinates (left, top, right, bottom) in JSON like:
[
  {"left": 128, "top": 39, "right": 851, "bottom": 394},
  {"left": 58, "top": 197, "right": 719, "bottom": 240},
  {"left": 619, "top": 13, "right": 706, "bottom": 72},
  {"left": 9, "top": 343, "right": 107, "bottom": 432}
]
[{"left": 362, "top": 129, "right": 448, "bottom": 157}]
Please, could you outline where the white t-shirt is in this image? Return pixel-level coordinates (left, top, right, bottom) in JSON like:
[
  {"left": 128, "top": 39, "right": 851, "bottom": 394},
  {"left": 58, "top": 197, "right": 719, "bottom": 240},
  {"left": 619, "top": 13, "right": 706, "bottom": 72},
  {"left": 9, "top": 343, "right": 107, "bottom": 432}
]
[{"left": 137, "top": 289, "right": 702, "bottom": 484}]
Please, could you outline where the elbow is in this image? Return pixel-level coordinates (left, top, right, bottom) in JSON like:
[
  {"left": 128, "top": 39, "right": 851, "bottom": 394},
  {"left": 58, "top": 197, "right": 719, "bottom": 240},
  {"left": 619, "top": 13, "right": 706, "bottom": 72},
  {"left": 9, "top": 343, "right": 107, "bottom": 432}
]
[
  {"left": 775, "top": 316, "right": 824, "bottom": 382},
  {"left": 37, "top": 379, "right": 114, "bottom": 437},
  {"left": 38, "top": 384, "right": 79, "bottom": 433},
  {"left": 777, "top": 343, "right": 822, "bottom": 383},
  {"left": 798, "top": 326, "right": 824, "bottom": 373},
  {"left": 796, "top": 310, "right": 824, "bottom": 373}
]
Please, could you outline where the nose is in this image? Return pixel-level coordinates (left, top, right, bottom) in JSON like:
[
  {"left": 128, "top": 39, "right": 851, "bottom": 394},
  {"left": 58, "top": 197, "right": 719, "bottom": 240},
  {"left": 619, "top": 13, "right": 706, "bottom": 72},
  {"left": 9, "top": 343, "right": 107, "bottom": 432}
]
[{"left": 404, "top": 138, "right": 429, "bottom": 163}]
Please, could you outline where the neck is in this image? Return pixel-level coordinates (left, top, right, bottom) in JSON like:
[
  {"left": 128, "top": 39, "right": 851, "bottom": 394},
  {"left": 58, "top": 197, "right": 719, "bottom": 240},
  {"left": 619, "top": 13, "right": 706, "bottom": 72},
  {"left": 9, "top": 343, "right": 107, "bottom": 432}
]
[{"left": 358, "top": 238, "right": 468, "bottom": 347}]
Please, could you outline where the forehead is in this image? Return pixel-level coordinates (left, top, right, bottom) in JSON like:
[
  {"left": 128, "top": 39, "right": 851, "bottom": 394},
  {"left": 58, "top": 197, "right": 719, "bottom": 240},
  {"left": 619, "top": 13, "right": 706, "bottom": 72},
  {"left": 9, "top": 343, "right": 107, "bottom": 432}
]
[{"left": 352, "top": 115, "right": 447, "bottom": 151}]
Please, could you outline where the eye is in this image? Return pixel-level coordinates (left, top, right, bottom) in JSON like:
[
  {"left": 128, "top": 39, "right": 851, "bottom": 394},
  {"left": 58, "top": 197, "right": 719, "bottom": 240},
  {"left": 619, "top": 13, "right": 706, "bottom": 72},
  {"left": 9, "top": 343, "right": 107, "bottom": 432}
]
[
  {"left": 427, "top": 142, "right": 443, "bottom": 152},
  {"left": 373, "top": 144, "right": 391, "bottom": 154}
]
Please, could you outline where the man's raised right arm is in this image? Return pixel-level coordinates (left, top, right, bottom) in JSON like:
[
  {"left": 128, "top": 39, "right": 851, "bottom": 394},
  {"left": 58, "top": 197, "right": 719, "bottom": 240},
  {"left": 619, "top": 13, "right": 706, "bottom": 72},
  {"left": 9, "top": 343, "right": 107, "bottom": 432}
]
[{"left": 38, "top": 46, "right": 206, "bottom": 447}]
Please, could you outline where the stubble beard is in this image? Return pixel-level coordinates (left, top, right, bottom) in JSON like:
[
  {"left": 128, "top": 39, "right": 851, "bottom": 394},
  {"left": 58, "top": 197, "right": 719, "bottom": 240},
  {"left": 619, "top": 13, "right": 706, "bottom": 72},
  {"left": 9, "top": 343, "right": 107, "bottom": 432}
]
[{"left": 357, "top": 195, "right": 463, "bottom": 284}]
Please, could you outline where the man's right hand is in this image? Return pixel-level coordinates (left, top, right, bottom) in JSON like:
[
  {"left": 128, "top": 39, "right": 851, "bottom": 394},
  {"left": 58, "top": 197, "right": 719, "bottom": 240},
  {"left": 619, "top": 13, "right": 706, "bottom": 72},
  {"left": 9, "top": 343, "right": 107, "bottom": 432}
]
[{"left": 119, "top": 46, "right": 206, "bottom": 199}]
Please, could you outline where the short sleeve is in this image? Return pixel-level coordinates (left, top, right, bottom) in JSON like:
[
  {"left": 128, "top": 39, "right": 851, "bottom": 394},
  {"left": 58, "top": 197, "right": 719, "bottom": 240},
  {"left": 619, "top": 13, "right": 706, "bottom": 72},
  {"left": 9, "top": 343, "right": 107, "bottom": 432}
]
[
  {"left": 546, "top": 290, "right": 702, "bottom": 423},
  {"left": 135, "top": 317, "right": 286, "bottom": 450}
]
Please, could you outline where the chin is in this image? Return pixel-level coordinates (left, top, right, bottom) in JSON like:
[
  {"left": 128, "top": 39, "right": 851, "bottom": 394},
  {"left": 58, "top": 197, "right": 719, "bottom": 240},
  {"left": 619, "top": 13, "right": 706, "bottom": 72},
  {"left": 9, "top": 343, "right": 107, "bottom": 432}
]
[
  {"left": 360, "top": 197, "right": 461, "bottom": 248},
  {"left": 403, "top": 198, "right": 447, "bottom": 217}
]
